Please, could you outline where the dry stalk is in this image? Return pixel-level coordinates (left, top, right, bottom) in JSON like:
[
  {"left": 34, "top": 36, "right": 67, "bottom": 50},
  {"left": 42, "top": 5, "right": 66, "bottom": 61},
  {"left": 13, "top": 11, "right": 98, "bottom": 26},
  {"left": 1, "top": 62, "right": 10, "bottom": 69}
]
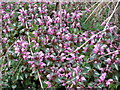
[
  {"left": 84, "top": 0, "right": 104, "bottom": 24},
  {"left": 37, "top": 70, "right": 44, "bottom": 89},
  {"left": 59, "top": 1, "right": 62, "bottom": 28}
]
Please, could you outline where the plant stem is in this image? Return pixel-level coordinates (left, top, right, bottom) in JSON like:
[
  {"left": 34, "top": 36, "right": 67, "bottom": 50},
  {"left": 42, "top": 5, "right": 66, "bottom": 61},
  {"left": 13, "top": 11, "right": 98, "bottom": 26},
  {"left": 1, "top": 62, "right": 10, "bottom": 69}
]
[{"left": 37, "top": 70, "right": 44, "bottom": 89}]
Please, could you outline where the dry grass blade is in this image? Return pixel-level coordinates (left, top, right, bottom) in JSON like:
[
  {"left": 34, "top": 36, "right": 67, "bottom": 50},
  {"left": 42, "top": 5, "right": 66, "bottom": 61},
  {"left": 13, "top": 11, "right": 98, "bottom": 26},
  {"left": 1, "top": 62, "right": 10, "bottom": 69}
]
[
  {"left": 59, "top": 2, "right": 62, "bottom": 28},
  {"left": 84, "top": 0, "right": 104, "bottom": 24},
  {"left": 37, "top": 70, "right": 44, "bottom": 89},
  {"left": 74, "top": 1, "right": 119, "bottom": 53}
]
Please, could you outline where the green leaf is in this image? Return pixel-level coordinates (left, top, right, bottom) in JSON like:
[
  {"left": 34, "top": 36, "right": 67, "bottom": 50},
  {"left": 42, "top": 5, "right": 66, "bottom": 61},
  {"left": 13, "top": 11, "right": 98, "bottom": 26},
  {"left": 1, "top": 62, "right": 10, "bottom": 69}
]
[
  {"left": 20, "top": 75, "right": 24, "bottom": 80},
  {"left": 113, "top": 75, "right": 119, "bottom": 81},
  {"left": 55, "top": 78, "right": 61, "bottom": 84},
  {"left": 109, "top": 84, "right": 118, "bottom": 90},
  {"left": 43, "top": 82, "right": 48, "bottom": 88},
  {"left": 94, "top": 63, "right": 101, "bottom": 70},
  {"left": 25, "top": 79, "right": 31, "bottom": 86},
  {"left": 94, "top": 71, "right": 100, "bottom": 77},
  {"left": 97, "top": 83, "right": 104, "bottom": 88},
  {"left": 113, "top": 63, "right": 119, "bottom": 70},
  {"left": 84, "top": 63, "right": 91, "bottom": 70},
  {"left": 32, "top": 24, "right": 38, "bottom": 30}
]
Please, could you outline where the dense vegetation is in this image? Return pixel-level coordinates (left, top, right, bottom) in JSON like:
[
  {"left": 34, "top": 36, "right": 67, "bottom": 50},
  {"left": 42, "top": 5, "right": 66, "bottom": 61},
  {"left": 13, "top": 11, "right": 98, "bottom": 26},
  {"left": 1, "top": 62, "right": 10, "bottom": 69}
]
[{"left": 1, "top": 2, "right": 120, "bottom": 89}]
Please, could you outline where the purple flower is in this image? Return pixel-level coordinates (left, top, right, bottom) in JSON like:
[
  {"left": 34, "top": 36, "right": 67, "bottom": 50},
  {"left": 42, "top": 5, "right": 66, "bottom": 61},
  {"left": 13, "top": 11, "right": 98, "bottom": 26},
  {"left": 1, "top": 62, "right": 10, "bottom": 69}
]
[
  {"left": 76, "top": 13, "right": 82, "bottom": 19},
  {"left": 99, "top": 72, "right": 106, "bottom": 82},
  {"left": 69, "top": 53, "right": 75, "bottom": 59},
  {"left": 101, "top": 21, "right": 106, "bottom": 26},
  {"left": 101, "top": 44, "right": 107, "bottom": 52},
  {"left": 21, "top": 41, "right": 28, "bottom": 48},
  {"left": 71, "top": 12, "right": 76, "bottom": 19},
  {"left": 47, "top": 27, "right": 54, "bottom": 35},
  {"left": 31, "top": 64, "right": 35, "bottom": 68},
  {"left": 90, "top": 39, "right": 95, "bottom": 45},
  {"left": 107, "top": 58, "right": 111, "bottom": 64},
  {"left": 57, "top": 68, "right": 64, "bottom": 74},
  {"left": 33, "top": 31, "right": 38, "bottom": 37},
  {"left": 62, "top": 83, "right": 66, "bottom": 86},
  {"left": 65, "top": 34, "right": 71, "bottom": 41},
  {"left": 46, "top": 16, "right": 52, "bottom": 25},
  {"left": 93, "top": 44, "right": 100, "bottom": 54},
  {"left": 106, "top": 48, "right": 111, "bottom": 53},
  {"left": 78, "top": 55, "right": 85, "bottom": 61},
  {"left": 18, "top": 16, "right": 25, "bottom": 23},
  {"left": 76, "top": 23, "right": 80, "bottom": 28},
  {"left": 23, "top": 55, "right": 28, "bottom": 60},
  {"left": 61, "top": 57, "right": 66, "bottom": 62},
  {"left": 47, "top": 74, "right": 52, "bottom": 80},
  {"left": 28, "top": 61, "right": 34, "bottom": 64},
  {"left": 66, "top": 13, "right": 70, "bottom": 18},
  {"left": 3, "top": 13, "right": 10, "bottom": 19},
  {"left": 39, "top": 51, "right": 44, "bottom": 57},
  {"left": 37, "top": 18, "right": 43, "bottom": 25},
  {"left": 88, "top": 86, "right": 92, "bottom": 89},
  {"left": 106, "top": 79, "right": 113, "bottom": 87},
  {"left": 100, "top": 68, "right": 104, "bottom": 73},
  {"left": 45, "top": 81, "right": 52, "bottom": 88},
  {"left": 73, "top": 66, "right": 79, "bottom": 74},
  {"left": 81, "top": 76, "right": 86, "bottom": 81},
  {"left": 76, "top": 75, "right": 79, "bottom": 80},
  {"left": 3, "top": 29, "right": 7, "bottom": 33},
  {"left": 66, "top": 72, "right": 72, "bottom": 78},
  {"left": 2, "top": 37, "right": 7, "bottom": 43},
  {"left": 39, "top": 62, "right": 46, "bottom": 67},
  {"left": 64, "top": 43, "right": 70, "bottom": 49},
  {"left": 109, "top": 26, "right": 116, "bottom": 33},
  {"left": 83, "top": 47, "right": 88, "bottom": 52},
  {"left": 14, "top": 47, "right": 20, "bottom": 53}
]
